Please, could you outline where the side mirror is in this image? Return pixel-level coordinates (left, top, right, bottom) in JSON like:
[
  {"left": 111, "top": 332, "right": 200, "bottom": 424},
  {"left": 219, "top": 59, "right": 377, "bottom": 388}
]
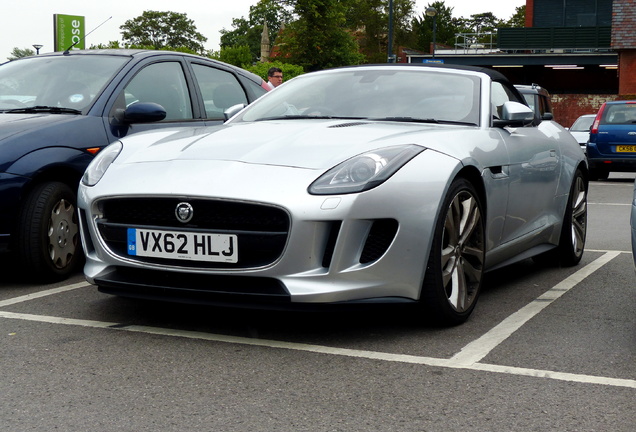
[
  {"left": 223, "top": 103, "right": 247, "bottom": 121},
  {"left": 493, "top": 101, "right": 535, "bottom": 128},
  {"left": 122, "top": 102, "right": 167, "bottom": 123},
  {"left": 542, "top": 112, "right": 554, "bottom": 121}
]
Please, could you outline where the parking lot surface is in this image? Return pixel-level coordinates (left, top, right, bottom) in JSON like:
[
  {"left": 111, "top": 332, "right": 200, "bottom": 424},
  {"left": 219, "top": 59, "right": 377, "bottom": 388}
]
[{"left": 1, "top": 175, "right": 635, "bottom": 431}]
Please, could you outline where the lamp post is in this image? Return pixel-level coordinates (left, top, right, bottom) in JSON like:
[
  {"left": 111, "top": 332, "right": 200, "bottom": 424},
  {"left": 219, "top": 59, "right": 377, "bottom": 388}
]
[
  {"left": 425, "top": 7, "right": 437, "bottom": 59},
  {"left": 387, "top": 0, "right": 395, "bottom": 62},
  {"left": 32, "top": 44, "right": 43, "bottom": 55}
]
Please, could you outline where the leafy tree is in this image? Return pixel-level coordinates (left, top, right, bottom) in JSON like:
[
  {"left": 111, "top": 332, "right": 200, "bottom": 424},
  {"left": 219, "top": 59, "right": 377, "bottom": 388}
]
[
  {"left": 500, "top": 5, "right": 526, "bottom": 28},
  {"left": 275, "top": 0, "right": 365, "bottom": 70},
  {"left": 410, "top": 2, "right": 470, "bottom": 53},
  {"left": 220, "top": 0, "right": 293, "bottom": 63},
  {"left": 119, "top": 11, "right": 208, "bottom": 54},
  {"left": 7, "top": 47, "right": 35, "bottom": 60},
  {"left": 219, "top": 45, "right": 253, "bottom": 67},
  {"left": 344, "top": 0, "right": 416, "bottom": 64}
]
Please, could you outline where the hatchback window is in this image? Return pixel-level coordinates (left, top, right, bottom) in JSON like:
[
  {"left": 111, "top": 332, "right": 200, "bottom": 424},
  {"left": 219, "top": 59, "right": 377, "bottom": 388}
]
[
  {"left": 118, "top": 62, "right": 193, "bottom": 121},
  {"left": 603, "top": 104, "right": 636, "bottom": 124},
  {"left": 191, "top": 63, "right": 248, "bottom": 119}
]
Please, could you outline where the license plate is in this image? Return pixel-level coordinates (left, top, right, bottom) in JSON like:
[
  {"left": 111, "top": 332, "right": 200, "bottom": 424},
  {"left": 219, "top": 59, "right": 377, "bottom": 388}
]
[
  {"left": 127, "top": 228, "right": 238, "bottom": 263},
  {"left": 616, "top": 145, "right": 636, "bottom": 152}
]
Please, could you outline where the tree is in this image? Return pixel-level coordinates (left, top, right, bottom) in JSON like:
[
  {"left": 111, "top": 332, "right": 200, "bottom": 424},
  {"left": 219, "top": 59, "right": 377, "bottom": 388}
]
[
  {"left": 220, "top": 0, "right": 293, "bottom": 63},
  {"left": 500, "top": 5, "right": 526, "bottom": 28},
  {"left": 119, "top": 11, "right": 208, "bottom": 54},
  {"left": 219, "top": 45, "right": 253, "bottom": 68},
  {"left": 410, "top": 2, "right": 470, "bottom": 53},
  {"left": 7, "top": 47, "right": 35, "bottom": 61},
  {"left": 344, "top": 0, "right": 416, "bottom": 64},
  {"left": 275, "top": 0, "right": 365, "bottom": 70}
]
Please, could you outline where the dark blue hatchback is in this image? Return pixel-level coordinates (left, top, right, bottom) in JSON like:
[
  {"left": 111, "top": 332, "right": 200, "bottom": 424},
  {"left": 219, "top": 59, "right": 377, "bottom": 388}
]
[
  {"left": 0, "top": 49, "right": 269, "bottom": 281},
  {"left": 586, "top": 100, "right": 636, "bottom": 180}
]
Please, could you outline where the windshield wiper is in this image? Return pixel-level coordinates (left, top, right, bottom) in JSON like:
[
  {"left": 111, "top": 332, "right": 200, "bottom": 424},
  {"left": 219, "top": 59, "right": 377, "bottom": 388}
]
[
  {"left": 371, "top": 117, "right": 440, "bottom": 123},
  {"left": 372, "top": 117, "right": 477, "bottom": 126},
  {"left": 3, "top": 106, "right": 82, "bottom": 115},
  {"left": 255, "top": 115, "right": 368, "bottom": 121}
]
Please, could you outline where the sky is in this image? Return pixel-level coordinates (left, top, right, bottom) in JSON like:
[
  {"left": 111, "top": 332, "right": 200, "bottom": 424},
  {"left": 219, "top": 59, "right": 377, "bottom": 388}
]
[{"left": 1, "top": 0, "right": 524, "bottom": 61}]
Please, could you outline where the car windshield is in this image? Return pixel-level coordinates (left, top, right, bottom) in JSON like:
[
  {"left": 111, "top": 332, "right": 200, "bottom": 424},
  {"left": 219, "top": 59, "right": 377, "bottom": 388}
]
[
  {"left": 233, "top": 68, "right": 481, "bottom": 126},
  {"left": 571, "top": 115, "right": 594, "bottom": 131},
  {"left": 0, "top": 54, "right": 129, "bottom": 112}
]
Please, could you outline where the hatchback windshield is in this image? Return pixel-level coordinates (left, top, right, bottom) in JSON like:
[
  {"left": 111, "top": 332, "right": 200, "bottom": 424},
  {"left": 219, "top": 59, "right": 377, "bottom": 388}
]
[
  {"left": 0, "top": 55, "right": 129, "bottom": 111},
  {"left": 233, "top": 68, "right": 481, "bottom": 126},
  {"left": 571, "top": 115, "right": 594, "bottom": 131},
  {"left": 601, "top": 103, "right": 636, "bottom": 124}
]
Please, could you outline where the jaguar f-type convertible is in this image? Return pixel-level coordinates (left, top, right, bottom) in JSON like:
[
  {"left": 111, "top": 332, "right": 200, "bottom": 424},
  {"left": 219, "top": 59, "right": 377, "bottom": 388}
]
[{"left": 78, "top": 64, "right": 588, "bottom": 325}]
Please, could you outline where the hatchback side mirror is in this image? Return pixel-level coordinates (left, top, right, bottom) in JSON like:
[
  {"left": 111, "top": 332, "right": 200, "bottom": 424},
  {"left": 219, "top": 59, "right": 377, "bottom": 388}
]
[{"left": 122, "top": 102, "right": 167, "bottom": 123}]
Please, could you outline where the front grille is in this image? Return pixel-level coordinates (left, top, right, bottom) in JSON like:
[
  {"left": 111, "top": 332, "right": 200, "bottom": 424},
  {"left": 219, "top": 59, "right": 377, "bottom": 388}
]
[{"left": 96, "top": 198, "right": 290, "bottom": 268}]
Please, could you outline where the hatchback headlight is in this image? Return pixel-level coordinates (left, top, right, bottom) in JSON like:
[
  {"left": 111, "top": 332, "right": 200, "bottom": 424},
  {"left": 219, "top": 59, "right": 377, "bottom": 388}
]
[
  {"left": 81, "top": 142, "right": 123, "bottom": 186},
  {"left": 308, "top": 145, "right": 424, "bottom": 195}
]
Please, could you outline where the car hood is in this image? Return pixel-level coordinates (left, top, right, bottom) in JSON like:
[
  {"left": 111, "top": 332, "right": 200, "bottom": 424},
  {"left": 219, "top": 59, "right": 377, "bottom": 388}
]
[
  {"left": 0, "top": 113, "right": 80, "bottom": 141},
  {"left": 116, "top": 120, "right": 474, "bottom": 170}
]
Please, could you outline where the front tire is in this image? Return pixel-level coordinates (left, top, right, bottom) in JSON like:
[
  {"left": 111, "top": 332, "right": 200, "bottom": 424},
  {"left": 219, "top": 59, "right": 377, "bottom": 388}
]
[
  {"left": 420, "top": 178, "right": 485, "bottom": 326},
  {"left": 557, "top": 169, "right": 588, "bottom": 266},
  {"left": 17, "top": 182, "right": 83, "bottom": 282}
]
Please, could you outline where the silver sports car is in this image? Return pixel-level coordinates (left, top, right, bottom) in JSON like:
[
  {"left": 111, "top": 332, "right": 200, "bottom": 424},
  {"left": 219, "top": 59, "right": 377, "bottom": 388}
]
[{"left": 78, "top": 64, "right": 588, "bottom": 325}]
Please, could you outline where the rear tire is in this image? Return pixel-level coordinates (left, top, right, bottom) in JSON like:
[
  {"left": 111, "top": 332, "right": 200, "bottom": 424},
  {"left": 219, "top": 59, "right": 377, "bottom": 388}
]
[
  {"left": 533, "top": 168, "right": 587, "bottom": 267},
  {"left": 419, "top": 178, "right": 485, "bottom": 326},
  {"left": 17, "top": 182, "right": 83, "bottom": 282}
]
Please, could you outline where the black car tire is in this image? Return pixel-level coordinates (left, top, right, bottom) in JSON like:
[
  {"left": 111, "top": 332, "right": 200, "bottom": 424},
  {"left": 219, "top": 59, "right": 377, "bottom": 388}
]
[
  {"left": 420, "top": 178, "right": 485, "bottom": 326},
  {"left": 533, "top": 168, "right": 587, "bottom": 267},
  {"left": 17, "top": 181, "right": 82, "bottom": 282}
]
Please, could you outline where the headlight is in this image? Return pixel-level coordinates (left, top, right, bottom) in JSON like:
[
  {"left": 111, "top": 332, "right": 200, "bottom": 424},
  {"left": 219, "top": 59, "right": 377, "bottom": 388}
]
[
  {"left": 81, "top": 142, "right": 123, "bottom": 186},
  {"left": 308, "top": 144, "right": 425, "bottom": 195}
]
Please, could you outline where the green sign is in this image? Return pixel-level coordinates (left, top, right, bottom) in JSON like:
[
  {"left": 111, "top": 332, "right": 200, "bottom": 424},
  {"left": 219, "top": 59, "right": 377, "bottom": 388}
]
[{"left": 54, "top": 14, "right": 85, "bottom": 51}]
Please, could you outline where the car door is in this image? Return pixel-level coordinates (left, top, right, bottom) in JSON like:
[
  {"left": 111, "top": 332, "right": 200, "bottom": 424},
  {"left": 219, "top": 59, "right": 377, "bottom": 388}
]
[
  {"left": 188, "top": 62, "right": 251, "bottom": 124},
  {"left": 105, "top": 58, "right": 203, "bottom": 140},
  {"left": 492, "top": 81, "right": 561, "bottom": 245}
]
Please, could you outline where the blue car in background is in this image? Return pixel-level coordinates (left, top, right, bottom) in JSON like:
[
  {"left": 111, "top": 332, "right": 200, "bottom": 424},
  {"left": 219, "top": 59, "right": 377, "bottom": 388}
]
[
  {"left": 586, "top": 100, "right": 636, "bottom": 180},
  {"left": 0, "top": 49, "right": 269, "bottom": 282}
]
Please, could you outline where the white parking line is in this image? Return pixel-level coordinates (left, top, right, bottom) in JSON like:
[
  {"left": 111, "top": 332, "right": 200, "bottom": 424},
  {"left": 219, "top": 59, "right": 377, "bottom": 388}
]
[
  {"left": 0, "top": 308, "right": 634, "bottom": 389},
  {"left": 0, "top": 251, "right": 633, "bottom": 390},
  {"left": 0, "top": 281, "right": 90, "bottom": 308},
  {"left": 451, "top": 251, "right": 621, "bottom": 365}
]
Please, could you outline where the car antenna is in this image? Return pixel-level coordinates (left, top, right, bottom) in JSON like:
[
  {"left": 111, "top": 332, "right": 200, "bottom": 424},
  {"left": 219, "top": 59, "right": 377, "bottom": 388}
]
[{"left": 63, "top": 16, "right": 113, "bottom": 55}]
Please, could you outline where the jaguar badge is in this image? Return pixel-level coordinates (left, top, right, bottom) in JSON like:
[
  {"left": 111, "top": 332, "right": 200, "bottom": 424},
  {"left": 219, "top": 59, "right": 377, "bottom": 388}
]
[{"left": 175, "top": 202, "right": 194, "bottom": 223}]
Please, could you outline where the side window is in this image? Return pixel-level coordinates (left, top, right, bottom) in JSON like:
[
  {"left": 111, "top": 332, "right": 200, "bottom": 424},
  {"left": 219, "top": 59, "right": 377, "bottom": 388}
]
[
  {"left": 116, "top": 62, "right": 193, "bottom": 121},
  {"left": 491, "top": 82, "right": 524, "bottom": 120},
  {"left": 538, "top": 95, "right": 552, "bottom": 116},
  {"left": 491, "top": 82, "right": 513, "bottom": 119},
  {"left": 191, "top": 64, "right": 248, "bottom": 119}
]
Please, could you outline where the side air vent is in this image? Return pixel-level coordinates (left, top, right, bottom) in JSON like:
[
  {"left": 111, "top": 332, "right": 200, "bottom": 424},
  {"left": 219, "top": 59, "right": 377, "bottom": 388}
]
[
  {"left": 322, "top": 221, "right": 342, "bottom": 268},
  {"left": 360, "top": 219, "right": 399, "bottom": 264}
]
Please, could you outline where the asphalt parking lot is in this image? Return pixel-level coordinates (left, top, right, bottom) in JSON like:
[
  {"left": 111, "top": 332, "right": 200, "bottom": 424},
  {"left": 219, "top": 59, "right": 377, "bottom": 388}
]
[{"left": 1, "top": 175, "right": 635, "bottom": 431}]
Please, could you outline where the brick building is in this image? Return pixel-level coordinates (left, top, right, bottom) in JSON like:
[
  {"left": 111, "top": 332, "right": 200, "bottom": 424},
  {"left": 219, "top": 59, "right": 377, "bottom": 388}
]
[
  {"left": 612, "top": 0, "right": 636, "bottom": 96},
  {"left": 406, "top": 0, "right": 632, "bottom": 127}
]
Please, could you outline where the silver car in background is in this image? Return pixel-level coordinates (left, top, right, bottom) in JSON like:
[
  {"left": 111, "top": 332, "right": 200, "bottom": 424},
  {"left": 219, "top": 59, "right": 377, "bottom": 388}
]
[
  {"left": 78, "top": 64, "right": 588, "bottom": 325},
  {"left": 568, "top": 114, "right": 596, "bottom": 151}
]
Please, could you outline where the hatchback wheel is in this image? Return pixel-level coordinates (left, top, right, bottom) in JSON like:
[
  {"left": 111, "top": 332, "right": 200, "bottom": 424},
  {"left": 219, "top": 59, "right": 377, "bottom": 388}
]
[{"left": 17, "top": 182, "right": 82, "bottom": 282}]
